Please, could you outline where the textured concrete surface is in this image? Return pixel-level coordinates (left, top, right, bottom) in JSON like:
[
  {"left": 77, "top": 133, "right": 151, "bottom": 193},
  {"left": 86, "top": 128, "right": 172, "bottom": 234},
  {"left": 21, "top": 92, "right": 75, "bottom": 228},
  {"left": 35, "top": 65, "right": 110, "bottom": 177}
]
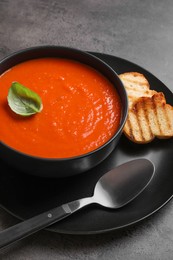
[{"left": 1, "top": 0, "right": 173, "bottom": 259}]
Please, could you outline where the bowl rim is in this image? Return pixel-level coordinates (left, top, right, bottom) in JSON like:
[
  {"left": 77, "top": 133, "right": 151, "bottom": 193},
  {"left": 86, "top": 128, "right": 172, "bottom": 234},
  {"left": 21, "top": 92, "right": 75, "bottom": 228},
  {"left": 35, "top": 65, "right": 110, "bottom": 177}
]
[{"left": 0, "top": 45, "right": 128, "bottom": 161}]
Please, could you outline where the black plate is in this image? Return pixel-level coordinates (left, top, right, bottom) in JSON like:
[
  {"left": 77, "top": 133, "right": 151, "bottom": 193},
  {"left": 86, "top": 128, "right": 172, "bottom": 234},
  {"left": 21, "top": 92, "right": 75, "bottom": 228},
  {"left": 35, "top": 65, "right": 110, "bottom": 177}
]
[{"left": 0, "top": 53, "right": 173, "bottom": 234}]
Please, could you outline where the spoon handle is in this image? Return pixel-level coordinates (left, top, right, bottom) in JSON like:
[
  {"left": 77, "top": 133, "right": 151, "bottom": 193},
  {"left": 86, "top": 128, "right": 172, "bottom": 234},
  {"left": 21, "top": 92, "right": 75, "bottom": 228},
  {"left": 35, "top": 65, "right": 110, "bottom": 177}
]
[{"left": 0, "top": 197, "right": 91, "bottom": 249}]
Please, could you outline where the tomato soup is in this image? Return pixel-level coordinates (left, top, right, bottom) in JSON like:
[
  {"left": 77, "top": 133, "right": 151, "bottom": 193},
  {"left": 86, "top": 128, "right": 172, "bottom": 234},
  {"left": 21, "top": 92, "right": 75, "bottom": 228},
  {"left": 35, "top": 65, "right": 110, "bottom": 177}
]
[{"left": 0, "top": 58, "right": 121, "bottom": 158}]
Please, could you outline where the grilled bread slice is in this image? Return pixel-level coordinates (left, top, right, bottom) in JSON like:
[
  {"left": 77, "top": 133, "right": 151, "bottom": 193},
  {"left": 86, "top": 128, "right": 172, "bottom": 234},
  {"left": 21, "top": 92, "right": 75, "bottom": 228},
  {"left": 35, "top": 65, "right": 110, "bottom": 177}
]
[
  {"left": 124, "top": 92, "right": 173, "bottom": 143},
  {"left": 119, "top": 72, "right": 157, "bottom": 108}
]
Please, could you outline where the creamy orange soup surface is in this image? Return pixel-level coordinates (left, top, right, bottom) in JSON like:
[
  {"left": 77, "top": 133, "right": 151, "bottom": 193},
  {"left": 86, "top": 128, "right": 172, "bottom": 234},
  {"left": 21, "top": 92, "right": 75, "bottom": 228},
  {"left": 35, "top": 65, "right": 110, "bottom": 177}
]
[{"left": 0, "top": 58, "right": 121, "bottom": 158}]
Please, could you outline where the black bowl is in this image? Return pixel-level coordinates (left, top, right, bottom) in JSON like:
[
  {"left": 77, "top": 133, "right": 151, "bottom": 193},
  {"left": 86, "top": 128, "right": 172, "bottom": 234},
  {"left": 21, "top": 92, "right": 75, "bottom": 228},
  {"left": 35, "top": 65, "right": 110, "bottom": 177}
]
[{"left": 0, "top": 46, "right": 128, "bottom": 178}]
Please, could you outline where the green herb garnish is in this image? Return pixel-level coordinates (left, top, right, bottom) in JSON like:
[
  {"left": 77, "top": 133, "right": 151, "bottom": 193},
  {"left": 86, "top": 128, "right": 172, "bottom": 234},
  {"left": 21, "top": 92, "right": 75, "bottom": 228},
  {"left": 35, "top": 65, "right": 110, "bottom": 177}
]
[{"left": 7, "top": 82, "right": 43, "bottom": 116}]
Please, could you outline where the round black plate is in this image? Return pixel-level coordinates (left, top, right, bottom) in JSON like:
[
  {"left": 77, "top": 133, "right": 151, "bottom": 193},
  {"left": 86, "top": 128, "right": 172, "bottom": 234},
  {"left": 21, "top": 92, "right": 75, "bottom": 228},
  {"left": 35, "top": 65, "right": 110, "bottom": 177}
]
[{"left": 0, "top": 53, "right": 173, "bottom": 234}]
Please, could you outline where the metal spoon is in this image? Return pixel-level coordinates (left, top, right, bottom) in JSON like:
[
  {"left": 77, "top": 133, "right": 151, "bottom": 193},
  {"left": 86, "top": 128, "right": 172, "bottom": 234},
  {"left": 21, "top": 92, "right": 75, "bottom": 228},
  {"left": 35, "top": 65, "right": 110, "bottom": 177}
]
[{"left": 0, "top": 158, "right": 154, "bottom": 249}]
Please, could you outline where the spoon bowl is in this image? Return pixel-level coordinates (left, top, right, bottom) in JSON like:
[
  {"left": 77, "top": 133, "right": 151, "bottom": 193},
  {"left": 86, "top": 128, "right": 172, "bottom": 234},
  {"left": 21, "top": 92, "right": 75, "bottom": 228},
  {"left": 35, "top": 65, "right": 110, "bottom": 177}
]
[
  {"left": 0, "top": 158, "right": 154, "bottom": 249},
  {"left": 93, "top": 158, "right": 154, "bottom": 208}
]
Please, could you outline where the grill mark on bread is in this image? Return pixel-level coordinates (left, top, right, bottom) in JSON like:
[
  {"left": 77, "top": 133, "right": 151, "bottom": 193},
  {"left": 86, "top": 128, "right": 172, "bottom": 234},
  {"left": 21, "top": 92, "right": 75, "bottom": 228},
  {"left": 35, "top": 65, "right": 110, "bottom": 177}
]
[
  {"left": 133, "top": 98, "right": 153, "bottom": 142},
  {"left": 163, "top": 103, "right": 172, "bottom": 134},
  {"left": 153, "top": 95, "right": 161, "bottom": 135},
  {"left": 165, "top": 104, "right": 173, "bottom": 135},
  {"left": 141, "top": 98, "right": 153, "bottom": 141},
  {"left": 152, "top": 94, "right": 165, "bottom": 136},
  {"left": 123, "top": 79, "right": 149, "bottom": 91},
  {"left": 151, "top": 95, "right": 162, "bottom": 136},
  {"left": 134, "top": 102, "right": 145, "bottom": 142},
  {"left": 124, "top": 108, "right": 144, "bottom": 142},
  {"left": 132, "top": 105, "right": 145, "bottom": 142},
  {"left": 126, "top": 117, "right": 134, "bottom": 141},
  {"left": 158, "top": 102, "right": 173, "bottom": 136}
]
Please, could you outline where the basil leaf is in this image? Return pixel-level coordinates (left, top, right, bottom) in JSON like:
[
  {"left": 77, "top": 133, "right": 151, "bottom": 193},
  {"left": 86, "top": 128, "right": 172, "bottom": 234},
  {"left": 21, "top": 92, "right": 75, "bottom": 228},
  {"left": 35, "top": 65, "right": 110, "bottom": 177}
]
[{"left": 7, "top": 82, "right": 43, "bottom": 116}]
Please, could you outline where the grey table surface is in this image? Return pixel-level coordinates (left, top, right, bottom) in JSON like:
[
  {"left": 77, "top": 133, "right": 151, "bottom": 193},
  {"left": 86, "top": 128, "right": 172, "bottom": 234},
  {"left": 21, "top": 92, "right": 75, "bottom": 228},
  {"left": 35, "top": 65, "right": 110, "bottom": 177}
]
[{"left": 0, "top": 0, "right": 173, "bottom": 259}]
